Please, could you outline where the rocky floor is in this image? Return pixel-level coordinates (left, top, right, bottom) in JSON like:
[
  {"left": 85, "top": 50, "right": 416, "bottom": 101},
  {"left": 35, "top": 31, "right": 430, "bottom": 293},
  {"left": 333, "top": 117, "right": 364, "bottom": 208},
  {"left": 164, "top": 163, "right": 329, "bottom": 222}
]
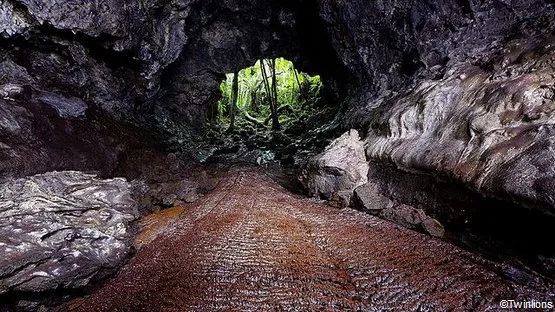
[{"left": 62, "top": 166, "right": 554, "bottom": 311}]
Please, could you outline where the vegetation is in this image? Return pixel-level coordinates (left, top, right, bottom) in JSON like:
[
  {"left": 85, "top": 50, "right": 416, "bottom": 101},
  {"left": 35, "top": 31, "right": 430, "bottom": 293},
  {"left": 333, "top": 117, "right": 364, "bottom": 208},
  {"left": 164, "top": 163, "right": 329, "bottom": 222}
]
[{"left": 214, "top": 58, "right": 323, "bottom": 132}]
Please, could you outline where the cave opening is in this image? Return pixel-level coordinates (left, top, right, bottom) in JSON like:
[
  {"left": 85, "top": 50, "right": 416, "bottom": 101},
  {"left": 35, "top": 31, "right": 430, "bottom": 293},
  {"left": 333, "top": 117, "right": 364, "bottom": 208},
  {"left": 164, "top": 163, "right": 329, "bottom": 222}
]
[
  {"left": 212, "top": 58, "right": 323, "bottom": 134},
  {"left": 196, "top": 57, "right": 339, "bottom": 178}
]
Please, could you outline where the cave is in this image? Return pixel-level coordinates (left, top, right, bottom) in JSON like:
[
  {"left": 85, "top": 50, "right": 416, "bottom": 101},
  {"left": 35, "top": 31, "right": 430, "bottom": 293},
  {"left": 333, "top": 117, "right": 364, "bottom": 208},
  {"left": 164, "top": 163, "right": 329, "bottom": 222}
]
[{"left": 2, "top": 0, "right": 555, "bottom": 311}]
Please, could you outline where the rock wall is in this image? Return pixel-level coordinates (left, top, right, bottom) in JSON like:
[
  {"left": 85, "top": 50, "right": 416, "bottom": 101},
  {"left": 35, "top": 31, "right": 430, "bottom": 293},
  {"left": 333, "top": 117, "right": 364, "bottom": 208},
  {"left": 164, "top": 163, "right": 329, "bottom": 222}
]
[
  {"left": 2, "top": 0, "right": 555, "bottom": 235},
  {"left": 1, "top": 0, "right": 344, "bottom": 128},
  {"left": 0, "top": 171, "right": 138, "bottom": 311},
  {"left": 349, "top": 33, "right": 555, "bottom": 277},
  {"left": 319, "top": 0, "right": 555, "bottom": 94},
  {"left": 0, "top": 0, "right": 347, "bottom": 177},
  {"left": 319, "top": 0, "right": 555, "bottom": 279},
  {"left": 362, "top": 35, "right": 555, "bottom": 215},
  {"left": 309, "top": 0, "right": 555, "bottom": 278}
]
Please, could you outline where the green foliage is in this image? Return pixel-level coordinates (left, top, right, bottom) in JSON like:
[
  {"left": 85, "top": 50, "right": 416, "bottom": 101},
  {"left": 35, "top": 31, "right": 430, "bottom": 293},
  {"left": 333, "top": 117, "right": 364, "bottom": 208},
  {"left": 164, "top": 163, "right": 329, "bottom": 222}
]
[{"left": 216, "top": 58, "right": 323, "bottom": 126}]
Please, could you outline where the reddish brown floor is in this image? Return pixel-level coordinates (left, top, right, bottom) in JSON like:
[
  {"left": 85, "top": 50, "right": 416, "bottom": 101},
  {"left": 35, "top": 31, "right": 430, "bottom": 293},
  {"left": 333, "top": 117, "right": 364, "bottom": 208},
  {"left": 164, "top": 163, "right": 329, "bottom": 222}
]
[{"left": 69, "top": 167, "right": 554, "bottom": 311}]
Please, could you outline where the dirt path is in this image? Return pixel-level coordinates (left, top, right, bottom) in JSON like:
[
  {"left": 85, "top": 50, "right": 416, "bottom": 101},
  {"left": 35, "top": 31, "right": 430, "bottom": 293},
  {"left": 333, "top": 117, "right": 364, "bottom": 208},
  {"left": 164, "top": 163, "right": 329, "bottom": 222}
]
[{"left": 69, "top": 167, "right": 553, "bottom": 311}]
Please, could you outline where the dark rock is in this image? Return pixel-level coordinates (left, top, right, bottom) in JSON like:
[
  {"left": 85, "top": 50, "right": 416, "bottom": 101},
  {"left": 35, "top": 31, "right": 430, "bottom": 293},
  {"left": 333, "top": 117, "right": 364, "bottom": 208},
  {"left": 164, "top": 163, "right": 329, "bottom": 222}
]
[
  {"left": 182, "top": 192, "right": 200, "bottom": 203},
  {"left": 500, "top": 263, "right": 545, "bottom": 288},
  {"left": 0, "top": 83, "right": 24, "bottom": 100},
  {"left": 1, "top": 0, "right": 553, "bottom": 141},
  {"left": 0, "top": 95, "right": 158, "bottom": 180},
  {"left": 422, "top": 217, "right": 445, "bottom": 238},
  {"left": 323, "top": 0, "right": 555, "bottom": 96},
  {"left": 379, "top": 204, "right": 427, "bottom": 230},
  {"left": 0, "top": 59, "right": 33, "bottom": 85},
  {"left": 354, "top": 179, "right": 445, "bottom": 237},
  {"left": 37, "top": 91, "right": 87, "bottom": 118},
  {"left": 353, "top": 183, "right": 394, "bottom": 213},
  {"left": 302, "top": 130, "right": 368, "bottom": 207},
  {"left": 162, "top": 193, "right": 178, "bottom": 206},
  {"left": 196, "top": 171, "right": 219, "bottom": 194},
  {"left": 538, "top": 255, "right": 555, "bottom": 279},
  {"left": 0, "top": 0, "right": 350, "bottom": 143},
  {"left": 138, "top": 178, "right": 201, "bottom": 212},
  {"left": 0, "top": 171, "right": 138, "bottom": 310},
  {"left": 0, "top": 1, "right": 31, "bottom": 37}
]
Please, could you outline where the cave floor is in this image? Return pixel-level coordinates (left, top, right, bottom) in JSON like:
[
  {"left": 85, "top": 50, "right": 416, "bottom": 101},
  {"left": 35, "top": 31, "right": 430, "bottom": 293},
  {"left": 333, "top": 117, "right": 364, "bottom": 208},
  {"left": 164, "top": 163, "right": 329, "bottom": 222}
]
[{"left": 64, "top": 166, "right": 553, "bottom": 311}]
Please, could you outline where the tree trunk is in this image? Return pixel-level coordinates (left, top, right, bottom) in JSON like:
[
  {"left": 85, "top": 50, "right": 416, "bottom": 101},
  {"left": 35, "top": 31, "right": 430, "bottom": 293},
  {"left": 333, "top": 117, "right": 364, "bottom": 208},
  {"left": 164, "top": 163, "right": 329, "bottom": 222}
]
[
  {"left": 269, "top": 59, "right": 280, "bottom": 131},
  {"left": 250, "top": 91, "right": 258, "bottom": 113},
  {"left": 260, "top": 60, "right": 273, "bottom": 112},
  {"left": 227, "top": 71, "right": 239, "bottom": 133}
]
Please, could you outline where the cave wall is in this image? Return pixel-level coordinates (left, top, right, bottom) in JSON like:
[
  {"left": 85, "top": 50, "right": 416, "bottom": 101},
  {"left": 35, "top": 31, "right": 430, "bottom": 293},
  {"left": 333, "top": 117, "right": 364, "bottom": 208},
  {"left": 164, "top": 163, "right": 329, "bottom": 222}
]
[
  {"left": 0, "top": 0, "right": 350, "bottom": 178},
  {"left": 1, "top": 0, "right": 169, "bottom": 178},
  {"left": 318, "top": 0, "right": 555, "bottom": 94},
  {"left": 361, "top": 36, "right": 555, "bottom": 215},
  {"left": 2, "top": 0, "right": 347, "bottom": 131},
  {"left": 0, "top": 0, "right": 334, "bottom": 178},
  {"left": 312, "top": 0, "right": 555, "bottom": 216},
  {"left": 319, "top": 0, "right": 555, "bottom": 276},
  {"left": 319, "top": 0, "right": 555, "bottom": 215},
  {"left": 155, "top": 0, "right": 308, "bottom": 137},
  {"left": 3, "top": 0, "right": 555, "bottom": 223},
  {"left": 3, "top": 0, "right": 555, "bottom": 136}
]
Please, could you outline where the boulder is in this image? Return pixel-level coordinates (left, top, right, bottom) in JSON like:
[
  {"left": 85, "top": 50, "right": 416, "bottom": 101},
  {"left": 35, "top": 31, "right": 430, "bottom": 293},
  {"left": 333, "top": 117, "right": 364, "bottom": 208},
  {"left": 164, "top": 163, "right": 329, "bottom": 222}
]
[
  {"left": 379, "top": 204, "right": 427, "bottom": 231},
  {"left": 422, "top": 217, "right": 446, "bottom": 238},
  {"left": 0, "top": 83, "right": 24, "bottom": 100},
  {"left": 0, "top": 171, "right": 138, "bottom": 310},
  {"left": 133, "top": 178, "right": 202, "bottom": 214},
  {"left": 353, "top": 183, "right": 394, "bottom": 213},
  {"left": 353, "top": 182, "right": 446, "bottom": 238},
  {"left": 302, "top": 130, "right": 369, "bottom": 207}
]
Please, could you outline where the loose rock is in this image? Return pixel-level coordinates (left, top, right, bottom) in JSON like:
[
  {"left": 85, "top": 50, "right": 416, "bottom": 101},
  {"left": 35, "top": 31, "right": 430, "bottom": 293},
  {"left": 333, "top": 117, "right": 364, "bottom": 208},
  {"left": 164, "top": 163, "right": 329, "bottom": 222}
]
[
  {"left": 379, "top": 204, "right": 427, "bottom": 230},
  {"left": 422, "top": 217, "right": 446, "bottom": 238},
  {"left": 302, "top": 130, "right": 369, "bottom": 207},
  {"left": 353, "top": 182, "right": 394, "bottom": 212}
]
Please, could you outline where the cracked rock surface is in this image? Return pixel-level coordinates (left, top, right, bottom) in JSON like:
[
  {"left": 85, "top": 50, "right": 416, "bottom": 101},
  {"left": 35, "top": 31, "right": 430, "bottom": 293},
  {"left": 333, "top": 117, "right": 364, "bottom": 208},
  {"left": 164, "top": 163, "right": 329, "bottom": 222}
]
[{"left": 0, "top": 171, "right": 138, "bottom": 311}]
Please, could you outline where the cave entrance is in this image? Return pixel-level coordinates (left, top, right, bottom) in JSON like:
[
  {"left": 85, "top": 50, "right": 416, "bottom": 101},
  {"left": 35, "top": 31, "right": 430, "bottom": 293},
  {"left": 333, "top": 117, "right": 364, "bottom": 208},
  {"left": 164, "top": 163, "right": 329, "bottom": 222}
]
[
  {"left": 202, "top": 57, "right": 333, "bottom": 169},
  {"left": 212, "top": 57, "right": 323, "bottom": 134}
]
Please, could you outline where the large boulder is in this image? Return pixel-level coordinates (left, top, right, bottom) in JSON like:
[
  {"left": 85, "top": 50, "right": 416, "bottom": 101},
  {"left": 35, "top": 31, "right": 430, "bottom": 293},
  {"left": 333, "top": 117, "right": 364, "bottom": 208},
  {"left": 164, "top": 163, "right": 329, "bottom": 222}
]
[
  {"left": 302, "top": 130, "right": 369, "bottom": 207},
  {"left": 0, "top": 171, "right": 138, "bottom": 311},
  {"left": 353, "top": 182, "right": 394, "bottom": 212}
]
